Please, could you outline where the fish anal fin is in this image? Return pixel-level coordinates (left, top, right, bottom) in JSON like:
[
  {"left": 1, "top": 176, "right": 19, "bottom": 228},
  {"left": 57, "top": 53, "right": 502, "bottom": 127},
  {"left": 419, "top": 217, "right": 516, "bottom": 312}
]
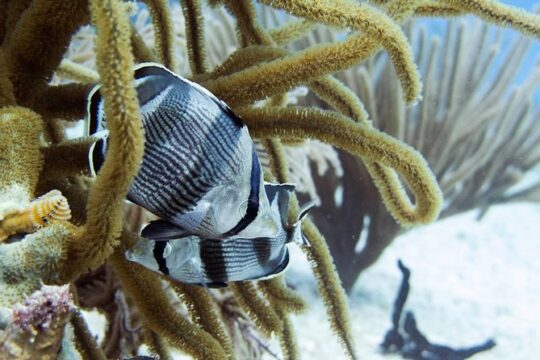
[{"left": 205, "top": 282, "right": 228, "bottom": 288}]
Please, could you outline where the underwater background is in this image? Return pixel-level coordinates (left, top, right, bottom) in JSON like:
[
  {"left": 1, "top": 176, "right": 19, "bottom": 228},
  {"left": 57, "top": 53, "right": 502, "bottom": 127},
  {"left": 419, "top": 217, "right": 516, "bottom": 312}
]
[
  {"left": 0, "top": 0, "right": 539, "bottom": 359},
  {"left": 82, "top": 1, "right": 540, "bottom": 359}
]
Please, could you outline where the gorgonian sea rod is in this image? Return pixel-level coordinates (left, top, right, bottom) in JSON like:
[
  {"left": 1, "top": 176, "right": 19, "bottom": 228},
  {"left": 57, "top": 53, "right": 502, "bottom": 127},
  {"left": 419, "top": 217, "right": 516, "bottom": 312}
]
[{"left": 0, "top": 0, "right": 539, "bottom": 359}]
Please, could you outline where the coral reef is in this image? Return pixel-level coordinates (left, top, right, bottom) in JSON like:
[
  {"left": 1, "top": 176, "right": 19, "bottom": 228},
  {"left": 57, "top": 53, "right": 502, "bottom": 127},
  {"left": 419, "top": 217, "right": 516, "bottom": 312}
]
[
  {"left": 301, "top": 15, "right": 540, "bottom": 293},
  {"left": 0, "top": 0, "right": 538, "bottom": 359}
]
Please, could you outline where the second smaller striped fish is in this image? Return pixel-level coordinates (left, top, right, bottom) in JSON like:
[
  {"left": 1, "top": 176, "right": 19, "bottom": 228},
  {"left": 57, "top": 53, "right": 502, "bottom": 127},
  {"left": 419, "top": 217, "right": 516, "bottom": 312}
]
[{"left": 125, "top": 184, "right": 311, "bottom": 286}]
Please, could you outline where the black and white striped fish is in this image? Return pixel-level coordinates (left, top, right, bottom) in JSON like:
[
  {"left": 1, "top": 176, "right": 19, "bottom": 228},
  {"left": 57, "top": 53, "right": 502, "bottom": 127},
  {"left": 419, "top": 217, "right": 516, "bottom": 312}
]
[
  {"left": 125, "top": 184, "right": 311, "bottom": 286},
  {"left": 86, "top": 63, "right": 282, "bottom": 239}
]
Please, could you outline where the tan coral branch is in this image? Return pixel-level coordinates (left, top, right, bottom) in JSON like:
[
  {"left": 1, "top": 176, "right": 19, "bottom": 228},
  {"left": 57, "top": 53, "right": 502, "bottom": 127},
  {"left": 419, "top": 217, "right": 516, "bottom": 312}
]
[
  {"left": 70, "top": 310, "right": 107, "bottom": 360},
  {"left": 181, "top": 0, "right": 209, "bottom": 74},
  {"left": 110, "top": 250, "right": 228, "bottom": 360},
  {"left": 257, "top": 277, "right": 307, "bottom": 314},
  {"left": 40, "top": 138, "right": 94, "bottom": 180},
  {"left": 301, "top": 219, "right": 356, "bottom": 359},
  {"left": 261, "top": 138, "right": 356, "bottom": 359},
  {"left": 56, "top": 60, "right": 99, "bottom": 84},
  {"left": 142, "top": 0, "right": 177, "bottom": 69},
  {"left": 3, "top": 0, "right": 89, "bottom": 103},
  {"left": 240, "top": 106, "right": 442, "bottom": 225},
  {"left": 142, "top": 326, "right": 172, "bottom": 360},
  {"left": 172, "top": 282, "right": 233, "bottom": 358},
  {"left": 130, "top": 24, "right": 159, "bottom": 63},
  {"left": 229, "top": 282, "right": 282, "bottom": 337},
  {"left": 257, "top": 0, "right": 421, "bottom": 103},
  {"left": 203, "top": 33, "right": 380, "bottom": 106},
  {"left": 218, "top": 0, "right": 274, "bottom": 45},
  {"left": 269, "top": 19, "right": 313, "bottom": 45},
  {"left": 310, "top": 76, "right": 369, "bottom": 122},
  {"left": 59, "top": 0, "right": 144, "bottom": 280},
  {"left": 0, "top": 106, "right": 43, "bottom": 196},
  {"left": 441, "top": 0, "right": 540, "bottom": 38},
  {"left": 32, "top": 83, "right": 92, "bottom": 121}
]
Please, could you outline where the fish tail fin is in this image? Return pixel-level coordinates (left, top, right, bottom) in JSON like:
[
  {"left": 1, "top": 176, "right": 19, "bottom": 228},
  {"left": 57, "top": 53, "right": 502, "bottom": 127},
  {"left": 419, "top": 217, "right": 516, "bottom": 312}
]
[
  {"left": 88, "top": 130, "right": 108, "bottom": 176},
  {"left": 85, "top": 84, "right": 106, "bottom": 135},
  {"left": 86, "top": 83, "right": 109, "bottom": 176}
]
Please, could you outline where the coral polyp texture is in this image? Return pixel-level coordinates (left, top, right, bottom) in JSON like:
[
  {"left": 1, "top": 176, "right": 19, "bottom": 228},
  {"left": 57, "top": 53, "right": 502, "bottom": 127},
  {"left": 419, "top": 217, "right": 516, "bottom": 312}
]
[{"left": 0, "top": 0, "right": 538, "bottom": 359}]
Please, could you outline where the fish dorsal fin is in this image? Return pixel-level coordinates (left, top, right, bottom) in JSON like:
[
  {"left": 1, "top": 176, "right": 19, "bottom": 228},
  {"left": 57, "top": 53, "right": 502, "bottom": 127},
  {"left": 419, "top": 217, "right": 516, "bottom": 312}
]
[
  {"left": 141, "top": 219, "right": 189, "bottom": 241},
  {"left": 173, "top": 200, "right": 211, "bottom": 234},
  {"left": 264, "top": 182, "right": 296, "bottom": 231},
  {"left": 133, "top": 62, "right": 244, "bottom": 128}
]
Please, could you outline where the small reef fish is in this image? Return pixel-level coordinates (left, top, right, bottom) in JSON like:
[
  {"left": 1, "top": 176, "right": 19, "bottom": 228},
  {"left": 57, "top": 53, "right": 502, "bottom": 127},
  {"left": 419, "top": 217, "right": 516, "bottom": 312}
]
[
  {"left": 86, "top": 63, "right": 285, "bottom": 239},
  {"left": 125, "top": 184, "right": 312, "bottom": 287}
]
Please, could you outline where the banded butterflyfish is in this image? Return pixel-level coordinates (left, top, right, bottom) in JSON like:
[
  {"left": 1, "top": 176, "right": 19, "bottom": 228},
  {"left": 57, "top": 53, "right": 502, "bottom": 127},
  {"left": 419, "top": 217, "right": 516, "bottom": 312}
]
[
  {"left": 125, "top": 184, "right": 313, "bottom": 287},
  {"left": 85, "top": 62, "right": 286, "bottom": 240}
]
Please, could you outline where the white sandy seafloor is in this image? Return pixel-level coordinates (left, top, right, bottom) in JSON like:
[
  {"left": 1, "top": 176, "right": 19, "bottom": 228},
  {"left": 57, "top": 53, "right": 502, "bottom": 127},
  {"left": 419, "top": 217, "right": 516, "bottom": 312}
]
[
  {"left": 83, "top": 203, "right": 540, "bottom": 360},
  {"left": 281, "top": 203, "right": 540, "bottom": 360}
]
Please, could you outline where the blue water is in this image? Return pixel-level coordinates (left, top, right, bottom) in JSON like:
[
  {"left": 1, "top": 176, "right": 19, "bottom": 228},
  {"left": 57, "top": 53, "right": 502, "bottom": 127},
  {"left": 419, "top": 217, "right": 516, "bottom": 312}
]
[{"left": 416, "top": 0, "right": 540, "bottom": 103}]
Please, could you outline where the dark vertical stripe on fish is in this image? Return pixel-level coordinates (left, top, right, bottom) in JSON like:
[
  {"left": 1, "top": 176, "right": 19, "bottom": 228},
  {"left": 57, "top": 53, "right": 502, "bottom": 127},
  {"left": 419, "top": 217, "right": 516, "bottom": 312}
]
[
  {"left": 153, "top": 241, "right": 170, "bottom": 275},
  {"left": 200, "top": 239, "right": 226, "bottom": 283},
  {"left": 254, "top": 239, "right": 272, "bottom": 268},
  {"left": 223, "top": 149, "right": 260, "bottom": 237}
]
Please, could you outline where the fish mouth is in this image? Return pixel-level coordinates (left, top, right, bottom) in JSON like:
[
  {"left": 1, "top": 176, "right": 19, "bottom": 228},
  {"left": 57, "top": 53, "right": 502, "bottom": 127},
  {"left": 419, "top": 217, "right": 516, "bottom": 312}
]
[
  {"left": 124, "top": 240, "right": 151, "bottom": 262},
  {"left": 124, "top": 248, "right": 137, "bottom": 262}
]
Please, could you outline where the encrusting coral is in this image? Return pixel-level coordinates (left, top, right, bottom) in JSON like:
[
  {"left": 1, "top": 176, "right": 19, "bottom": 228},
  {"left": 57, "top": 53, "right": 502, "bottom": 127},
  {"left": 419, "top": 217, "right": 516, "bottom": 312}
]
[
  {"left": 0, "top": 0, "right": 539, "bottom": 359},
  {"left": 0, "top": 285, "right": 75, "bottom": 360}
]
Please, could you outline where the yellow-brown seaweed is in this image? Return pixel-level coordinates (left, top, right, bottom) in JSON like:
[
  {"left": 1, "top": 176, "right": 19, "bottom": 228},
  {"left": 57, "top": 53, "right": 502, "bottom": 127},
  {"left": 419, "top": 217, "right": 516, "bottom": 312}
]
[{"left": 0, "top": 0, "right": 538, "bottom": 358}]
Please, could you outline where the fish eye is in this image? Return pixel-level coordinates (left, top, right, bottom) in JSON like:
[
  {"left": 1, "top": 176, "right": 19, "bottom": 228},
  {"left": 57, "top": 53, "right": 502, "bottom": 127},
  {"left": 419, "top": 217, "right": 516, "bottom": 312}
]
[{"left": 163, "top": 242, "right": 172, "bottom": 258}]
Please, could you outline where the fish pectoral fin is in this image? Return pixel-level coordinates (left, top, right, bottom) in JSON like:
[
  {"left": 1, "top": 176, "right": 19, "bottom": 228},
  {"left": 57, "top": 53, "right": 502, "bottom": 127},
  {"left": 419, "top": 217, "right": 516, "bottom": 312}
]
[
  {"left": 141, "top": 219, "right": 189, "bottom": 241},
  {"left": 173, "top": 201, "right": 211, "bottom": 233}
]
